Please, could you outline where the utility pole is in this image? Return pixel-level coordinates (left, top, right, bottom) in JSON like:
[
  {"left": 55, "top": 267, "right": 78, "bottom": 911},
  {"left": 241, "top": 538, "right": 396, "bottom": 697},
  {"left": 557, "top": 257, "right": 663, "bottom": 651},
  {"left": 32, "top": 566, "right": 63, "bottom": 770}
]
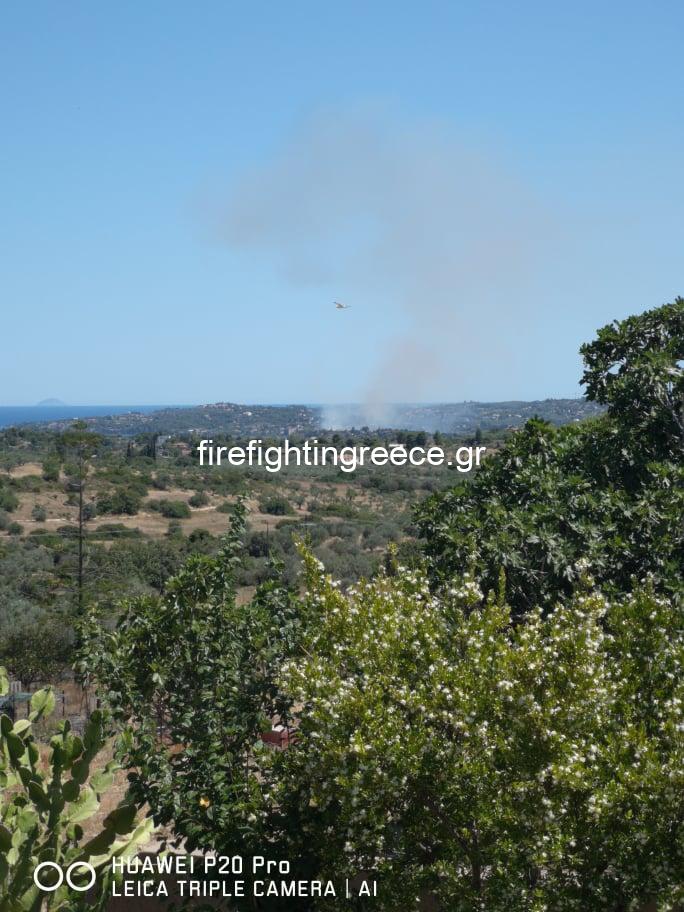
[{"left": 61, "top": 422, "right": 100, "bottom": 617}]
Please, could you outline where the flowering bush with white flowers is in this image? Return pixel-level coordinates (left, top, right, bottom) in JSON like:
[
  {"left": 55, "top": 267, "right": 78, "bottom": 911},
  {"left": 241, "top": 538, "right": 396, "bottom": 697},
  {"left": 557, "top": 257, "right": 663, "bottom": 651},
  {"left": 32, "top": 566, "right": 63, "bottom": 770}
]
[{"left": 269, "top": 552, "right": 684, "bottom": 911}]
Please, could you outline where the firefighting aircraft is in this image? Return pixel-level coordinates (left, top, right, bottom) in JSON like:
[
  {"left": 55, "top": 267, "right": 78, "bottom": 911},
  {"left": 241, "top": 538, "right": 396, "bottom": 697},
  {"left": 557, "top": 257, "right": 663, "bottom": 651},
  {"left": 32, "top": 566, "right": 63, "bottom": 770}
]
[{"left": 334, "top": 301, "right": 351, "bottom": 310}]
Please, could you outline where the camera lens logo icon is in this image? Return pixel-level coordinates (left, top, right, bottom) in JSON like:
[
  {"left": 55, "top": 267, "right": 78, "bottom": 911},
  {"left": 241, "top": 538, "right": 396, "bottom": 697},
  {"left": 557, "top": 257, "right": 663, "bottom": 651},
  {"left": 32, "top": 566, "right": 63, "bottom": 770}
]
[{"left": 34, "top": 861, "right": 96, "bottom": 892}]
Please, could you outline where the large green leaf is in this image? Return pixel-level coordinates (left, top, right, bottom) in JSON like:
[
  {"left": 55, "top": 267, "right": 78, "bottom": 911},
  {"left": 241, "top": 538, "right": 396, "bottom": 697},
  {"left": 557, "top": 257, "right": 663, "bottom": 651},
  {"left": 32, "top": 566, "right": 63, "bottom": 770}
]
[
  {"left": 63, "top": 734, "right": 84, "bottom": 766},
  {"left": 62, "top": 778, "right": 80, "bottom": 802},
  {"left": 28, "top": 689, "right": 55, "bottom": 723},
  {"left": 89, "top": 765, "right": 116, "bottom": 794},
  {"left": 26, "top": 782, "right": 49, "bottom": 813},
  {"left": 0, "top": 822, "right": 12, "bottom": 852},
  {"left": 5, "top": 732, "right": 25, "bottom": 762},
  {"left": 15, "top": 808, "right": 39, "bottom": 835},
  {"left": 70, "top": 757, "right": 91, "bottom": 785},
  {"left": 64, "top": 786, "right": 99, "bottom": 824},
  {"left": 102, "top": 803, "right": 137, "bottom": 835}
]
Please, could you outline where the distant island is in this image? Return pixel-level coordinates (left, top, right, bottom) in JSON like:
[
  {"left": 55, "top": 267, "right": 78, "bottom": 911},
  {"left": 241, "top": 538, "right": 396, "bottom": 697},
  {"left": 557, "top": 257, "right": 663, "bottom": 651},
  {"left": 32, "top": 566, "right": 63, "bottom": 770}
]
[{"left": 36, "top": 398, "right": 68, "bottom": 406}]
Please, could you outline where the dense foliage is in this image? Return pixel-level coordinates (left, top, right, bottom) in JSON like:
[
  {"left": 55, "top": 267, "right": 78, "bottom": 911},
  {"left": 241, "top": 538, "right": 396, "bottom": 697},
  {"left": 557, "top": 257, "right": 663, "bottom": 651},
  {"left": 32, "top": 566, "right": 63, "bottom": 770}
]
[
  {"left": 84, "top": 540, "right": 684, "bottom": 910},
  {"left": 79, "top": 503, "right": 308, "bottom": 864},
  {"left": 580, "top": 296, "right": 684, "bottom": 457},
  {"left": 418, "top": 299, "right": 684, "bottom": 614}
]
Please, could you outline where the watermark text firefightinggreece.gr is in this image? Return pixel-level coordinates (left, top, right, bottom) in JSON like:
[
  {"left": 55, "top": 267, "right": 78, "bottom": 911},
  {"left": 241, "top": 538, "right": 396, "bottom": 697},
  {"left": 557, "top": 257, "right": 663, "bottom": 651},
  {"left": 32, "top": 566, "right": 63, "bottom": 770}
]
[{"left": 196, "top": 439, "right": 486, "bottom": 473}]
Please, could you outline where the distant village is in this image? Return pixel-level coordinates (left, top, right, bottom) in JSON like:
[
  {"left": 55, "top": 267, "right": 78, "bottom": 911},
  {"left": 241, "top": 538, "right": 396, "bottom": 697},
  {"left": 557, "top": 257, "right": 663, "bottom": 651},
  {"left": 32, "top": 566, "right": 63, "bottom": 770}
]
[{"left": 28, "top": 398, "right": 605, "bottom": 438}]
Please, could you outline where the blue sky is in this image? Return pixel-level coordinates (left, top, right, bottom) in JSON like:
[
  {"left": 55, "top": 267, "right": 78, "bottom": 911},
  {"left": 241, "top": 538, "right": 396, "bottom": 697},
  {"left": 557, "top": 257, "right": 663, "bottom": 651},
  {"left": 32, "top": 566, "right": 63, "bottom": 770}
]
[{"left": 2, "top": 1, "right": 683, "bottom": 405}]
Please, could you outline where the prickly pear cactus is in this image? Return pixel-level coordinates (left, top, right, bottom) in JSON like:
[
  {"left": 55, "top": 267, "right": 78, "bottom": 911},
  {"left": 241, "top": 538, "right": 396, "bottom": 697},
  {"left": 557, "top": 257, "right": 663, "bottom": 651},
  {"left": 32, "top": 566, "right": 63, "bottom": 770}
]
[{"left": 0, "top": 666, "right": 154, "bottom": 911}]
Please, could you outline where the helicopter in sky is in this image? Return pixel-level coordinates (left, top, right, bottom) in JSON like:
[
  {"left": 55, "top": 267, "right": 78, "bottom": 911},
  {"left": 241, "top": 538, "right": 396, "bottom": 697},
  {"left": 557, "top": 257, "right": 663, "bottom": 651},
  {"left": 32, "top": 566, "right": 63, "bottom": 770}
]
[{"left": 334, "top": 301, "right": 351, "bottom": 310}]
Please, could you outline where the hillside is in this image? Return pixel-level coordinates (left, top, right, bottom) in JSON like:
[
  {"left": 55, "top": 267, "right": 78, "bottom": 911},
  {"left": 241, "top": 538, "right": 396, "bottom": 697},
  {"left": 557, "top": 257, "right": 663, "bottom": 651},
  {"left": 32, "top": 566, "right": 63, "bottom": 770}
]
[{"left": 21, "top": 398, "right": 604, "bottom": 437}]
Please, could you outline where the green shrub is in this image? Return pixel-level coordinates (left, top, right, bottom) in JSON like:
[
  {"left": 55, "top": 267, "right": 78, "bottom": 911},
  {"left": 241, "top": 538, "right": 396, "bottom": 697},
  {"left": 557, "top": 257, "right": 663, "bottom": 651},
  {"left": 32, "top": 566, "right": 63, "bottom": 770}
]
[
  {"left": 187, "top": 528, "right": 215, "bottom": 550},
  {"left": 0, "top": 490, "right": 19, "bottom": 513},
  {"left": 150, "top": 499, "right": 191, "bottom": 519},
  {"left": 188, "top": 491, "right": 209, "bottom": 508},
  {"left": 246, "top": 530, "right": 270, "bottom": 557},
  {"left": 308, "top": 499, "right": 359, "bottom": 519},
  {"left": 0, "top": 617, "right": 73, "bottom": 685},
  {"left": 79, "top": 505, "right": 303, "bottom": 872},
  {"left": 96, "top": 487, "right": 142, "bottom": 516},
  {"left": 89, "top": 523, "right": 142, "bottom": 540},
  {"left": 205, "top": 469, "right": 246, "bottom": 495},
  {"left": 42, "top": 457, "right": 60, "bottom": 482},
  {"left": 258, "top": 495, "right": 294, "bottom": 516},
  {"left": 12, "top": 476, "right": 42, "bottom": 493},
  {"left": 28, "top": 530, "right": 61, "bottom": 547}
]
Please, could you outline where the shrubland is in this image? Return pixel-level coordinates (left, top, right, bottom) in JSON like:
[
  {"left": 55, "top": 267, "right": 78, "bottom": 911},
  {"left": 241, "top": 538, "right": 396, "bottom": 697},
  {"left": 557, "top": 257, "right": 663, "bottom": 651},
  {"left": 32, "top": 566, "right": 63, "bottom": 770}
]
[{"left": 0, "top": 418, "right": 453, "bottom": 681}]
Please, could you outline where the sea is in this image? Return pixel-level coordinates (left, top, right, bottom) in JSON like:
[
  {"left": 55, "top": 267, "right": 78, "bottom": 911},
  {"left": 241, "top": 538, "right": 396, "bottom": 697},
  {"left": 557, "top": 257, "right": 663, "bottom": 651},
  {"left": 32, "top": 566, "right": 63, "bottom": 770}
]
[{"left": 0, "top": 405, "right": 169, "bottom": 429}]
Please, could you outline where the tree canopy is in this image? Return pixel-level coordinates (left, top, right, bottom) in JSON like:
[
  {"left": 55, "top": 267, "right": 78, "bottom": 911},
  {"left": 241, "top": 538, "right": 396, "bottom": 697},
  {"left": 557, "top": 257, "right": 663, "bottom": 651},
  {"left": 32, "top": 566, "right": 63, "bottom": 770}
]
[{"left": 418, "top": 299, "right": 684, "bottom": 614}]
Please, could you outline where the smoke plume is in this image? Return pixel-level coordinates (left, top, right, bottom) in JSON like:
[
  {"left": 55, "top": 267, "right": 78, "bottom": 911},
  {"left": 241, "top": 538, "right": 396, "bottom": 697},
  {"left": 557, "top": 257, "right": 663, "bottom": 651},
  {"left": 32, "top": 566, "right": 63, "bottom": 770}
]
[{"left": 211, "top": 107, "right": 556, "bottom": 427}]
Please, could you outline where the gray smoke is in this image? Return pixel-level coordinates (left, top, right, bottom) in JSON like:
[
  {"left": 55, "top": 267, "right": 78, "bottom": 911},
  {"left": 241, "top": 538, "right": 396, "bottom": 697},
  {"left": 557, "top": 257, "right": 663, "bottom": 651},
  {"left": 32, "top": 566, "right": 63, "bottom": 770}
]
[{"left": 211, "top": 107, "right": 556, "bottom": 427}]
